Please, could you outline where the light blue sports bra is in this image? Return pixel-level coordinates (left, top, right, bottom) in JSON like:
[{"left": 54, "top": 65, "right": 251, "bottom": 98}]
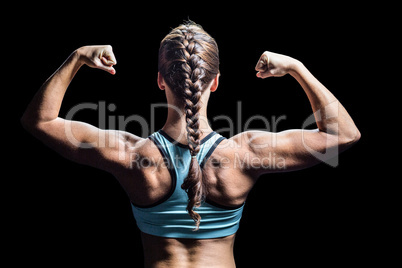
[{"left": 131, "top": 130, "right": 245, "bottom": 239}]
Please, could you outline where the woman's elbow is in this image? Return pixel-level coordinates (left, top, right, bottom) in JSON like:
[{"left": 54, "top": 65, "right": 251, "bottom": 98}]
[
  {"left": 354, "top": 128, "right": 362, "bottom": 143},
  {"left": 339, "top": 126, "right": 361, "bottom": 148}
]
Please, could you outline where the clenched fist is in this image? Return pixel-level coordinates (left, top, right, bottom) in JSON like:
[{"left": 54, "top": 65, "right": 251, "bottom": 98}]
[{"left": 77, "top": 45, "right": 117, "bottom": 75}]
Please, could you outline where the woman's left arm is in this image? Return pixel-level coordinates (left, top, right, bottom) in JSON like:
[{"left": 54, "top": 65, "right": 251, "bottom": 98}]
[
  {"left": 232, "top": 51, "right": 360, "bottom": 174},
  {"left": 21, "top": 46, "right": 140, "bottom": 172}
]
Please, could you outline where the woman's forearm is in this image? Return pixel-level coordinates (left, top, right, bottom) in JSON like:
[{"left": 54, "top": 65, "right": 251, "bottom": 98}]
[
  {"left": 289, "top": 60, "right": 360, "bottom": 142},
  {"left": 21, "top": 50, "right": 83, "bottom": 127}
]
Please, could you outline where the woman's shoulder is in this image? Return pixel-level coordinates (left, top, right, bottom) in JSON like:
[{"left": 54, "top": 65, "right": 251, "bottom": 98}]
[{"left": 208, "top": 132, "right": 252, "bottom": 166}]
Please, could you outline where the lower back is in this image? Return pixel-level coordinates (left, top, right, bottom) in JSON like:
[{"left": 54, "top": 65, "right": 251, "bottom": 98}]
[{"left": 141, "top": 232, "right": 237, "bottom": 268}]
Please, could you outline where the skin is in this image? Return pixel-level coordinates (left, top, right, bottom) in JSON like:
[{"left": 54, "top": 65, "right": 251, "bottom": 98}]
[{"left": 21, "top": 45, "right": 360, "bottom": 268}]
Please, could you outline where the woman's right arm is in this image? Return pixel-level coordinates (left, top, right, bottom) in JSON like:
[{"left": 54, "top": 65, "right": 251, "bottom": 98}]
[
  {"left": 21, "top": 46, "right": 141, "bottom": 173},
  {"left": 233, "top": 51, "right": 360, "bottom": 174}
]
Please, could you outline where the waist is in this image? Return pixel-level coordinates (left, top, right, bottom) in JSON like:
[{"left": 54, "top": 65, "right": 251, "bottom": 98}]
[{"left": 141, "top": 232, "right": 237, "bottom": 268}]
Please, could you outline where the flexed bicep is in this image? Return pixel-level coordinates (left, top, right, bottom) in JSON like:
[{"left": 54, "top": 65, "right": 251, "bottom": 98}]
[
  {"left": 236, "top": 51, "right": 360, "bottom": 176},
  {"left": 32, "top": 118, "right": 141, "bottom": 172},
  {"left": 242, "top": 129, "right": 341, "bottom": 174},
  {"left": 21, "top": 45, "right": 144, "bottom": 174}
]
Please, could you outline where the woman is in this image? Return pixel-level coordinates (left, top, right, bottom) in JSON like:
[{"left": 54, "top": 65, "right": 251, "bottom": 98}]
[{"left": 21, "top": 21, "right": 360, "bottom": 267}]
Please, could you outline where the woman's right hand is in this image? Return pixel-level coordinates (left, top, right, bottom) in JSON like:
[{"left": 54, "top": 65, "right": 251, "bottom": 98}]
[
  {"left": 77, "top": 45, "right": 117, "bottom": 75},
  {"left": 255, "top": 51, "right": 297, "bottom": 78}
]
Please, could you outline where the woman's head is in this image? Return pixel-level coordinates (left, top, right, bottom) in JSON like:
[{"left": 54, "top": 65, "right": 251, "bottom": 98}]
[
  {"left": 158, "top": 21, "right": 219, "bottom": 101},
  {"left": 158, "top": 21, "right": 219, "bottom": 229}
]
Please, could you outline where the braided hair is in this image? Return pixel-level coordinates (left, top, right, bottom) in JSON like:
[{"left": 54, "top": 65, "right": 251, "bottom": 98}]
[{"left": 158, "top": 21, "right": 219, "bottom": 229}]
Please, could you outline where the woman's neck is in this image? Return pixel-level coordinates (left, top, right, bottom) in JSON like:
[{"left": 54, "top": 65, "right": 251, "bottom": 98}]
[{"left": 162, "top": 103, "right": 213, "bottom": 144}]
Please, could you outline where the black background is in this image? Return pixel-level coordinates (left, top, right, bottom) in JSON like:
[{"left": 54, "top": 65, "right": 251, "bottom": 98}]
[{"left": 9, "top": 2, "right": 383, "bottom": 267}]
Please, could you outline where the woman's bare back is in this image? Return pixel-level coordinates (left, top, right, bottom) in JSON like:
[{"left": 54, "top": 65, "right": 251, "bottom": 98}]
[{"left": 141, "top": 232, "right": 236, "bottom": 268}]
